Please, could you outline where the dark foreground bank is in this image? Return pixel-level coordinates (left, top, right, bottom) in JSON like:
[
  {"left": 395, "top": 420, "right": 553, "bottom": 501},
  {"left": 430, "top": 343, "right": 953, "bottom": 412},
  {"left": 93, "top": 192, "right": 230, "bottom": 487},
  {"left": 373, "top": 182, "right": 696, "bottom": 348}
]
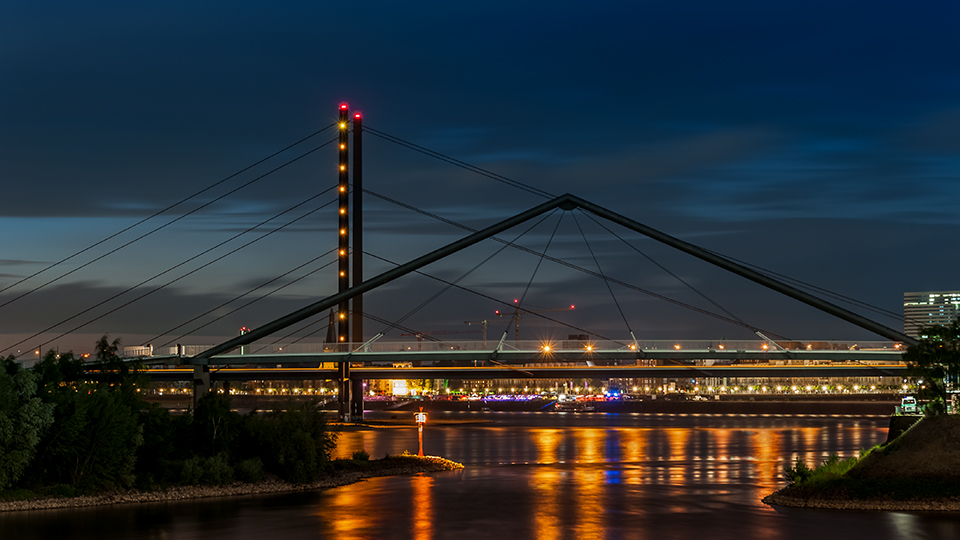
[
  {"left": 764, "top": 415, "right": 960, "bottom": 511},
  {"left": 0, "top": 456, "right": 463, "bottom": 513}
]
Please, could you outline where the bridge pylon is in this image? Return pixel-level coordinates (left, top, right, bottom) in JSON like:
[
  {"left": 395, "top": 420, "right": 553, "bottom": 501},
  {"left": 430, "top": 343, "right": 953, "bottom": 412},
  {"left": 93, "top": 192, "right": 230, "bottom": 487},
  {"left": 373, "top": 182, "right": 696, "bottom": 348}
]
[
  {"left": 193, "top": 365, "right": 210, "bottom": 409},
  {"left": 335, "top": 104, "right": 365, "bottom": 422}
]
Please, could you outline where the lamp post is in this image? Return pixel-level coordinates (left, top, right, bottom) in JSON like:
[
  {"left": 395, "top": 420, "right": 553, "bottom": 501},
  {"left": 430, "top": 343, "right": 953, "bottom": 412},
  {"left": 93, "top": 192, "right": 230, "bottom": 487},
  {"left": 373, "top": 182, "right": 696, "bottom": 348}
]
[{"left": 415, "top": 407, "right": 427, "bottom": 457}]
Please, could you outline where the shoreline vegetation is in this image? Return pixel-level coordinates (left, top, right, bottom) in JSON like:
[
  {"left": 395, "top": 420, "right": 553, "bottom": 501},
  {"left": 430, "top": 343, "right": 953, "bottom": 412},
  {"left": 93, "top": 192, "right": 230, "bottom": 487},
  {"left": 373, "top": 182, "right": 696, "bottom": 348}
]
[
  {"left": 765, "top": 319, "right": 960, "bottom": 512},
  {"left": 763, "top": 415, "right": 960, "bottom": 512},
  {"left": 2, "top": 339, "right": 467, "bottom": 516},
  {"left": 0, "top": 455, "right": 464, "bottom": 513}
]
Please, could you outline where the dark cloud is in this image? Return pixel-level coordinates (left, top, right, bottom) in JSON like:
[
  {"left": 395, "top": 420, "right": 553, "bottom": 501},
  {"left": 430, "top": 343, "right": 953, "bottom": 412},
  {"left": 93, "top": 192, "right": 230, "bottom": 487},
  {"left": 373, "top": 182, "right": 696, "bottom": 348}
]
[
  {"left": 0, "top": 259, "right": 45, "bottom": 267},
  {"left": 1, "top": 1, "right": 959, "bottom": 354}
]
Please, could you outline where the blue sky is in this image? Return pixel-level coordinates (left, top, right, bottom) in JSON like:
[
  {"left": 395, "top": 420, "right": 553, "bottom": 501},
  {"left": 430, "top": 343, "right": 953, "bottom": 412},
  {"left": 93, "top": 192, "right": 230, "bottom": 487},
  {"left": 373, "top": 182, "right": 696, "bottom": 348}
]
[{"left": 2, "top": 1, "right": 959, "bottom": 355}]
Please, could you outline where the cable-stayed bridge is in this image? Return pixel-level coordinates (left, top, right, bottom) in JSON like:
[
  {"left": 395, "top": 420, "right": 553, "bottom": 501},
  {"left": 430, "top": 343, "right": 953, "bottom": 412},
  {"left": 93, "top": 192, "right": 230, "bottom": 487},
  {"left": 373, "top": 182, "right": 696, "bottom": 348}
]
[
  {"left": 142, "top": 339, "right": 906, "bottom": 380},
  {"left": 1, "top": 104, "right": 917, "bottom": 421}
]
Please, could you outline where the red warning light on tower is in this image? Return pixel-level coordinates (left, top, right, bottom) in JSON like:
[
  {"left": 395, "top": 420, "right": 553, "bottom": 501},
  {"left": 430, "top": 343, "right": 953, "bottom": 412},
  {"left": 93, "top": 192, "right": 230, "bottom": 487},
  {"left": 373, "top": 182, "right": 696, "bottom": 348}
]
[
  {"left": 354, "top": 112, "right": 362, "bottom": 119},
  {"left": 340, "top": 103, "right": 348, "bottom": 110}
]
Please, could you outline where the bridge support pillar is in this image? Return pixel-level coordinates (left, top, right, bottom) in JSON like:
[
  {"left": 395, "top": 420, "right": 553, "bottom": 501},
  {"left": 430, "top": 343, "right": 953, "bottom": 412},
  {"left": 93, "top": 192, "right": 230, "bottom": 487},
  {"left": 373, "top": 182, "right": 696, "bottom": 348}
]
[
  {"left": 338, "top": 362, "right": 351, "bottom": 422},
  {"left": 193, "top": 365, "right": 210, "bottom": 409},
  {"left": 351, "top": 378, "right": 364, "bottom": 421}
]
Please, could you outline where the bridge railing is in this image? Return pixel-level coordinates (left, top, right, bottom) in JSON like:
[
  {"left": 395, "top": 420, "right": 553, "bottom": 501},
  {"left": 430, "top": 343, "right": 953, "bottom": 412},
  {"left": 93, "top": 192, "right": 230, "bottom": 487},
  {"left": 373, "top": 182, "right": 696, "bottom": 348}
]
[{"left": 130, "top": 339, "right": 904, "bottom": 357}]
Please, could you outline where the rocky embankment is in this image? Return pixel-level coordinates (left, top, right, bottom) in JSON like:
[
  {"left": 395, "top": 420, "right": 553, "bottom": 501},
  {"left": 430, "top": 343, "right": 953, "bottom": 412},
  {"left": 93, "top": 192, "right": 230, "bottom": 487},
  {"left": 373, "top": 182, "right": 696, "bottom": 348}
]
[
  {"left": 764, "top": 415, "right": 960, "bottom": 511},
  {"left": 0, "top": 456, "right": 463, "bottom": 513},
  {"left": 762, "top": 490, "right": 960, "bottom": 512}
]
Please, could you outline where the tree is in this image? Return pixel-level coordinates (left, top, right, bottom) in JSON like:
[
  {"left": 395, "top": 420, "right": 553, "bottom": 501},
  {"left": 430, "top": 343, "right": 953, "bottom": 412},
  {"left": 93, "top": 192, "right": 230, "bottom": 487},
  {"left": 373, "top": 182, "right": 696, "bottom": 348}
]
[
  {"left": 134, "top": 401, "right": 178, "bottom": 488},
  {"left": 63, "top": 387, "right": 143, "bottom": 489},
  {"left": 245, "top": 400, "right": 338, "bottom": 483},
  {"left": 25, "top": 338, "right": 145, "bottom": 490},
  {"left": 192, "top": 392, "right": 242, "bottom": 458},
  {"left": 0, "top": 357, "right": 55, "bottom": 490},
  {"left": 903, "top": 320, "right": 960, "bottom": 414}
]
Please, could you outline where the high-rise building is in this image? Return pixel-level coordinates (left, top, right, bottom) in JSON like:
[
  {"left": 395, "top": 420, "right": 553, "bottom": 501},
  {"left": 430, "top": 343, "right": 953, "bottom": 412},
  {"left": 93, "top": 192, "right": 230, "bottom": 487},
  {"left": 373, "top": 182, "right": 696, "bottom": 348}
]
[{"left": 903, "top": 291, "right": 960, "bottom": 337}]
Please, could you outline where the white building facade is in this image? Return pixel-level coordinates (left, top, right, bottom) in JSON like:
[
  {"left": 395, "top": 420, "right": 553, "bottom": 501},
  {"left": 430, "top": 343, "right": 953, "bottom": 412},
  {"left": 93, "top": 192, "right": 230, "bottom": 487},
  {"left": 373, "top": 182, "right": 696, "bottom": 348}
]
[{"left": 903, "top": 291, "right": 960, "bottom": 337}]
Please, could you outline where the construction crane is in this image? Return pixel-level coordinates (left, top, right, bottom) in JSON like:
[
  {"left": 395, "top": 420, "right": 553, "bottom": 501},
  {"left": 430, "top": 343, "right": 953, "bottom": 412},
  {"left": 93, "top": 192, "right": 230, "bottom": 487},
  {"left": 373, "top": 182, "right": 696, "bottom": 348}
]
[
  {"left": 463, "top": 319, "right": 489, "bottom": 345},
  {"left": 495, "top": 299, "right": 575, "bottom": 348}
]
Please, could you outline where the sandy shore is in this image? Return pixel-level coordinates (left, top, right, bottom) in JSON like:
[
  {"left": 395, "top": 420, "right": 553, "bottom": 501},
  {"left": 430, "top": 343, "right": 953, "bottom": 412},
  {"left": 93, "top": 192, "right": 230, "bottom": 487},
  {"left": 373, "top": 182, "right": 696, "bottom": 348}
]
[{"left": 0, "top": 456, "right": 463, "bottom": 513}]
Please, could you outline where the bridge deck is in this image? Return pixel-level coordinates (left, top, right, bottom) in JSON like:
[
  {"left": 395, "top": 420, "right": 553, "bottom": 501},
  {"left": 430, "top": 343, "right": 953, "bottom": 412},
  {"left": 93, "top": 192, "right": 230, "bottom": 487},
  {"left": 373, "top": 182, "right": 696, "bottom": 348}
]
[
  {"left": 141, "top": 347, "right": 905, "bottom": 366},
  {"left": 142, "top": 363, "right": 908, "bottom": 381}
]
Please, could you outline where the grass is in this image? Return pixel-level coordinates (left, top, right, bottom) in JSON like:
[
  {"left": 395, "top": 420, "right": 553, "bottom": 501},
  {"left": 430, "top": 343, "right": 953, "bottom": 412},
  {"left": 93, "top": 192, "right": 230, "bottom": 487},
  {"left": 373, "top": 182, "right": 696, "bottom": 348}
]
[
  {"left": 777, "top": 416, "right": 960, "bottom": 503},
  {"left": 783, "top": 447, "right": 878, "bottom": 487}
]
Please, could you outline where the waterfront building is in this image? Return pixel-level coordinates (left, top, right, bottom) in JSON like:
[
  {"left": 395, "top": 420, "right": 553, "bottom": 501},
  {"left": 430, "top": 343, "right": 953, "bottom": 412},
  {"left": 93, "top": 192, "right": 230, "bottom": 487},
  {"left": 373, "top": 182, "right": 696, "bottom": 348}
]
[{"left": 903, "top": 291, "right": 960, "bottom": 337}]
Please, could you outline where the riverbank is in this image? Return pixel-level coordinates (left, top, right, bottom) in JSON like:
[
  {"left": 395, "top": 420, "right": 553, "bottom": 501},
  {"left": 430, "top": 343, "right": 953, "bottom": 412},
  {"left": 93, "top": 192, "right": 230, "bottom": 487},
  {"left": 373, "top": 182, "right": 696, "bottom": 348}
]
[
  {"left": 332, "top": 416, "right": 494, "bottom": 430},
  {"left": 0, "top": 455, "right": 463, "bottom": 514},
  {"left": 763, "top": 487, "right": 960, "bottom": 512},
  {"left": 763, "top": 415, "right": 960, "bottom": 512}
]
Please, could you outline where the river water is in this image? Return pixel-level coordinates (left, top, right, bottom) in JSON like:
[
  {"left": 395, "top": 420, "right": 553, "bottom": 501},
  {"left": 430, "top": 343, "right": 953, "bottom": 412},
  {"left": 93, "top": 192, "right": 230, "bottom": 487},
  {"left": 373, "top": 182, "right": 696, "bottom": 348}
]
[{"left": 4, "top": 411, "right": 960, "bottom": 539}]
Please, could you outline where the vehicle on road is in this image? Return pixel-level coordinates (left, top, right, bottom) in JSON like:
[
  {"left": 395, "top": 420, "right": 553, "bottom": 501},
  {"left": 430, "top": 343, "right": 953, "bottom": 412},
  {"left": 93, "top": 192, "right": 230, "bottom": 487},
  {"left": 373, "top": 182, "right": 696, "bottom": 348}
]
[{"left": 900, "top": 396, "right": 918, "bottom": 414}]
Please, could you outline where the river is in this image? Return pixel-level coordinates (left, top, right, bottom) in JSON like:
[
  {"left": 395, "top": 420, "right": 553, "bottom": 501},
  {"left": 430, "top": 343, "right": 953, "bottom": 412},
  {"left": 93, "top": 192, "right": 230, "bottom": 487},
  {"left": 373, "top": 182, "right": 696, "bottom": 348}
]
[{"left": 4, "top": 411, "right": 959, "bottom": 539}]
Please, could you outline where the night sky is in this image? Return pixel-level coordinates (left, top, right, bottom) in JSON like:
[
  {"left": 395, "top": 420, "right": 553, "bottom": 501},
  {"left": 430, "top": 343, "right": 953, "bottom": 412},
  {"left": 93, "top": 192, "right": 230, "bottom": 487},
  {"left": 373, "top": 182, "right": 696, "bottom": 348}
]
[{"left": 2, "top": 1, "right": 959, "bottom": 356}]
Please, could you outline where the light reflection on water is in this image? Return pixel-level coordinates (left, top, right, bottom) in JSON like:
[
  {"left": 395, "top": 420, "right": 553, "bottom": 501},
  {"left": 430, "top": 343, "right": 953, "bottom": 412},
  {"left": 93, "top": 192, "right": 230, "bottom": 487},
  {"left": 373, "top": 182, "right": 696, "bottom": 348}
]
[
  {"left": 412, "top": 475, "right": 434, "bottom": 540},
  {"left": 4, "top": 413, "right": 960, "bottom": 539}
]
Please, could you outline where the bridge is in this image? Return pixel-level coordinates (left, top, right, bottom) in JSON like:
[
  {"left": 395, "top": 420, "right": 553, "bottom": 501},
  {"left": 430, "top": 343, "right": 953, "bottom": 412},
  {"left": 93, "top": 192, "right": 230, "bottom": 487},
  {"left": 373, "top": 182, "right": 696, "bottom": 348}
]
[
  {"left": 137, "top": 337, "right": 909, "bottom": 416},
  {"left": 3, "top": 104, "right": 919, "bottom": 421},
  {"left": 145, "top": 363, "right": 909, "bottom": 383},
  {"left": 168, "top": 186, "right": 914, "bottom": 419},
  {"left": 143, "top": 337, "right": 907, "bottom": 368}
]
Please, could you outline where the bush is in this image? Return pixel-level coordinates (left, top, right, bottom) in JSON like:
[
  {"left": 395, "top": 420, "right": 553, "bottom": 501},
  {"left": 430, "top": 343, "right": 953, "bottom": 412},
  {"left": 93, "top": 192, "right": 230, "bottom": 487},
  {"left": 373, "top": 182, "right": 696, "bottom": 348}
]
[
  {"left": 332, "top": 459, "right": 369, "bottom": 470},
  {"left": 202, "top": 454, "right": 234, "bottom": 485},
  {"left": 47, "top": 484, "right": 79, "bottom": 498},
  {"left": 814, "top": 453, "right": 858, "bottom": 480},
  {"left": 784, "top": 453, "right": 861, "bottom": 485},
  {"left": 784, "top": 457, "right": 812, "bottom": 483},
  {"left": 0, "top": 488, "right": 36, "bottom": 501},
  {"left": 178, "top": 454, "right": 235, "bottom": 485},
  {"left": 179, "top": 457, "right": 203, "bottom": 485},
  {"left": 352, "top": 449, "right": 370, "bottom": 461},
  {"left": 924, "top": 398, "right": 947, "bottom": 417},
  {"left": 235, "top": 458, "right": 264, "bottom": 483}
]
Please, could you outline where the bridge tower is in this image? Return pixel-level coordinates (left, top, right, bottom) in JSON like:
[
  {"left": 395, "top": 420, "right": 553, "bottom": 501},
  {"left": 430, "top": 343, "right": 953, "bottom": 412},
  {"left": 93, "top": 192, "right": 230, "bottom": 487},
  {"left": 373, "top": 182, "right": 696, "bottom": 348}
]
[
  {"left": 336, "top": 104, "right": 352, "bottom": 421},
  {"left": 350, "top": 109, "right": 364, "bottom": 421},
  {"left": 335, "top": 103, "right": 365, "bottom": 422}
]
